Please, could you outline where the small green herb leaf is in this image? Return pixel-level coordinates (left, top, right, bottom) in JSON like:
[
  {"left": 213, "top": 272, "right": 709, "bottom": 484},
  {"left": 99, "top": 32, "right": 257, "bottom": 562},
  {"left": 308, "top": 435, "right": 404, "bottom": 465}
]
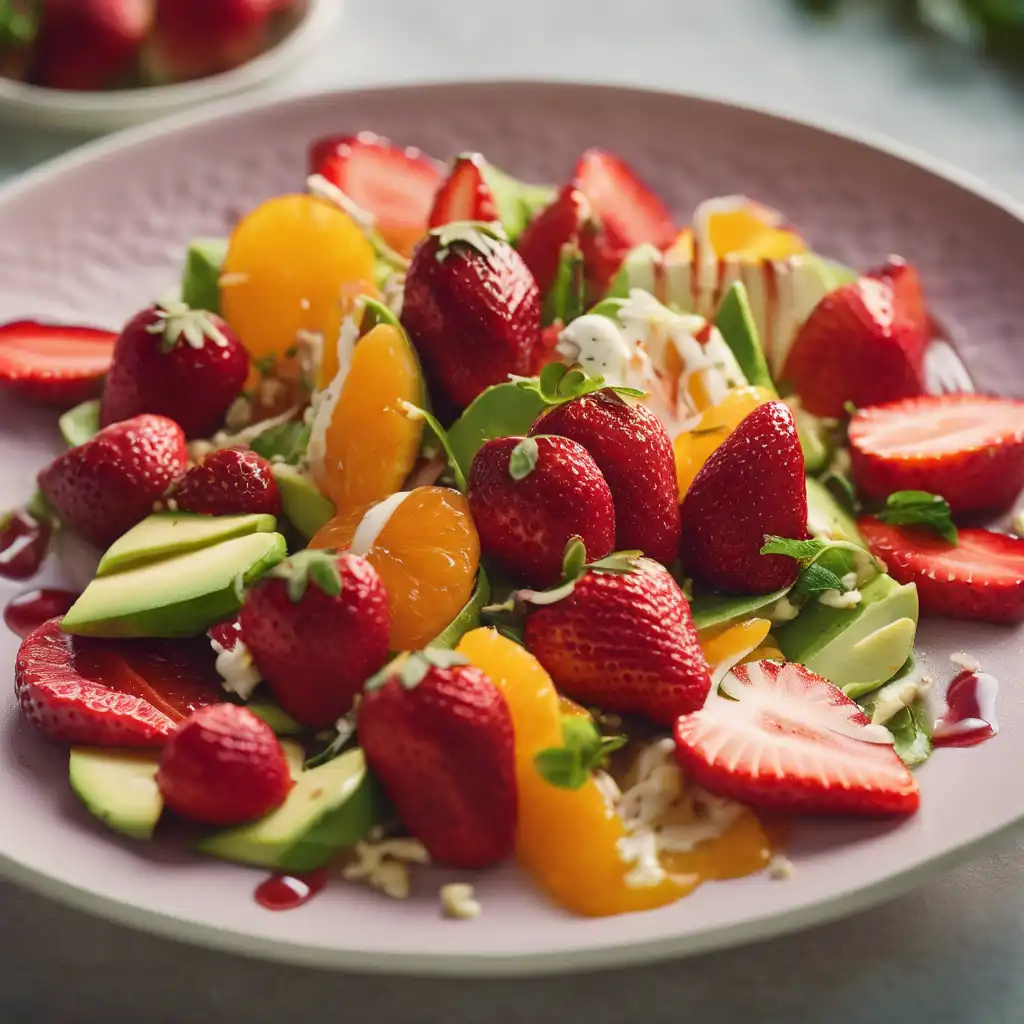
[
  {"left": 401, "top": 402, "right": 467, "bottom": 492},
  {"left": 818, "top": 469, "right": 861, "bottom": 516},
  {"left": 304, "top": 713, "right": 356, "bottom": 769},
  {"left": 760, "top": 536, "right": 830, "bottom": 563},
  {"left": 792, "top": 561, "right": 848, "bottom": 599},
  {"left": 877, "top": 490, "right": 958, "bottom": 545},
  {"left": 270, "top": 549, "right": 343, "bottom": 602},
  {"left": 508, "top": 437, "right": 540, "bottom": 480},
  {"left": 533, "top": 715, "right": 626, "bottom": 790},
  {"left": 250, "top": 420, "right": 309, "bottom": 465}
]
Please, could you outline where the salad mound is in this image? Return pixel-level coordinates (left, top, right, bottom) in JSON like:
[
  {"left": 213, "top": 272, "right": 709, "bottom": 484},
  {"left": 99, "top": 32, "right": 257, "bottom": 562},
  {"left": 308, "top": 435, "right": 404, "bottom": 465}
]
[{"left": 3, "top": 132, "right": 1023, "bottom": 919}]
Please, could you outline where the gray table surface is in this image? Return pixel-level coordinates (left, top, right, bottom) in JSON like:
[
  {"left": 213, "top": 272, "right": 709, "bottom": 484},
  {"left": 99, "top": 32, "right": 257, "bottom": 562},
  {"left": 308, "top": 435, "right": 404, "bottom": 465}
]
[{"left": 2, "top": 1, "right": 1024, "bottom": 1021}]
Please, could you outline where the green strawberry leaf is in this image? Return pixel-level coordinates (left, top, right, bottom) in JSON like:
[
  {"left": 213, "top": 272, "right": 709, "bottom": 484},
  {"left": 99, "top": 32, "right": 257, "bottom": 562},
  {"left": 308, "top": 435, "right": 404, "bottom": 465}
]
[
  {"left": 432, "top": 221, "right": 509, "bottom": 262},
  {"left": 304, "top": 712, "right": 357, "bottom": 769},
  {"left": 447, "top": 383, "right": 548, "bottom": 477},
  {"left": 360, "top": 296, "right": 401, "bottom": 333},
  {"left": 516, "top": 361, "right": 647, "bottom": 408},
  {"left": 270, "top": 549, "right": 343, "bottom": 603},
  {"left": 876, "top": 490, "right": 958, "bottom": 546},
  {"left": 561, "top": 536, "right": 588, "bottom": 582},
  {"left": 534, "top": 715, "right": 627, "bottom": 790},
  {"left": 148, "top": 300, "right": 230, "bottom": 352},
  {"left": 508, "top": 437, "right": 540, "bottom": 480}
]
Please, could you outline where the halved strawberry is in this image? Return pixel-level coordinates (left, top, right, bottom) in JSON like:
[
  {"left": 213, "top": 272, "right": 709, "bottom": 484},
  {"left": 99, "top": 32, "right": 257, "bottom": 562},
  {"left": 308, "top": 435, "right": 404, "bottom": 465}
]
[
  {"left": 15, "top": 618, "right": 222, "bottom": 746},
  {"left": 781, "top": 259, "right": 928, "bottom": 417},
  {"left": 309, "top": 132, "right": 444, "bottom": 257},
  {"left": 516, "top": 182, "right": 591, "bottom": 299},
  {"left": 849, "top": 394, "right": 1024, "bottom": 515},
  {"left": 0, "top": 320, "right": 117, "bottom": 406},
  {"left": 428, "top": 153, "right": 499, "bottom": 229},
  {"left": 859, "top": 517, "right": 1024, "bottom": 624},
  {"left": 573, "top": 149, "right": 676, "bottom": 252},
  {"left": 674, "top": 660, "right": 919, "bottom": 816}
]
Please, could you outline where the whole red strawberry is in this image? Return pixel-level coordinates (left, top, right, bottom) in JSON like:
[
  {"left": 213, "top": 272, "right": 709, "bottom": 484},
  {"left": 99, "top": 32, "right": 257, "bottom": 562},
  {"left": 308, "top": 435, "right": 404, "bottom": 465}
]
[
  {"left": 859, "top": 518, "right": 1024, "bottom": 624},
  {"left": 402, "top": 223, "right": 541, "bottom": 411},
  {"left": 15, "top": 618, "right": 222, "bottom": 746},
  {"left": 101, "top": 302, "right": 249, "bottom": 438},
  {"left": 530, "top": 388, "right": 680, "bottom": 566},
  {"left": 524, "top": 557, "right": 711, "bottom": 725},
  {"left": 782, "top": 258, "right": 928, "bottom": 417},
  {"left": 172, "top": 447, "right": 281, "bottom": 516},
  {"left": 849, "top": 394, "right": 1024, "bottom": 515},
  {"left": 467, "top": 435, "right": 615, "bottom": 588},
  {"left": 241, "top": 550, "right": 390, "bottom": 729},
  {"left": 38, "top": 414, "right": 189, "bottom": 549},
  {"left": 516, "top": 182, "right": 591, "bottom": 298},
  {"left": 34, "top": 0, "right": 153, "bottom": 91},
  {"left": 157, "top": 703, "right": 293, "bottom": 825},
  {"left": 145, "top": 0, "right": 272, "bottom": 83},
  {"left": 358, "top": 649, "right": 517, "bottom": 869},
  {"left": 680, "top": 400, "right": 808, "bottom": 595}
]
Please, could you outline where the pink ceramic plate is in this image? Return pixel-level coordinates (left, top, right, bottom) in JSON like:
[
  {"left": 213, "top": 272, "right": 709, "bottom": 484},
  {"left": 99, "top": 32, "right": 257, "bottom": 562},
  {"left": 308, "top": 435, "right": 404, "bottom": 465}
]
[{"left": 0, "top": 82, "right": 1021, "bottom": 976}]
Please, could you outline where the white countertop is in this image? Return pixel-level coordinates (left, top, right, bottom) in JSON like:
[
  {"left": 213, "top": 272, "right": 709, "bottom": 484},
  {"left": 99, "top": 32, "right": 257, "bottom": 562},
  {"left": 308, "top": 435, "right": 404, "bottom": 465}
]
[{"left": 2, "top": 2, "right": 1024, "bottom": 1021}]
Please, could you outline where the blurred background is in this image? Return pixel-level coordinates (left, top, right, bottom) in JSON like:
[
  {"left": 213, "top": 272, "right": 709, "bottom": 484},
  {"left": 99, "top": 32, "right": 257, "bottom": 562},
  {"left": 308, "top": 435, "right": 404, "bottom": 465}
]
[{"left": 3, "top": 3, "right": 1024, "bottom": 1023}]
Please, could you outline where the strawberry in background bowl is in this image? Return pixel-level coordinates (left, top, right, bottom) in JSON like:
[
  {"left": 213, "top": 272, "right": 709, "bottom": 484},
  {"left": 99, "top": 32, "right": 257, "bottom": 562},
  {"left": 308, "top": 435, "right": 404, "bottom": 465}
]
[{"left": 0, "top": 0, "right": 337, "bottom": 132}]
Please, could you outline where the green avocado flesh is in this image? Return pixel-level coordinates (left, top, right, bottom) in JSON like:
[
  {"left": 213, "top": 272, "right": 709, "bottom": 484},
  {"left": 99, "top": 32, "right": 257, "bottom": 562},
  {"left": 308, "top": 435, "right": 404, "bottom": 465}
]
[
  {"left": 98, "top": 512, "right": 278, "bottom": 576},
  {"left": 775, "top": 574, "right": 919, "bottom": 698},
  {"left": 715, "top": 281, "right": 776, "bottom": 394},
  {"left": 482, "top": 163, "right": 555, "bottom": 241},
  {"left": 181, "top": 237, "right": 227, "bottom": 313},
  {"left": 69, "top": 747, "right": 163, "bottom": 841},
  {"left": 271, "top": 465, "right": 335, "bottom": 540},
  {"left": 247, "top": 700, "right": 305, "bottom": 737},
  {"left": 59, "top": 399, "right": 101, "bottom": 448},
  {"left": 806, "top": 477, "right": 863, "bottom": 546},
  {"left": 63, "top": 531, "right": 286, "bottom": 638},
  {"left": 196, "top": 748, "right": 382, "bottom": 872}
]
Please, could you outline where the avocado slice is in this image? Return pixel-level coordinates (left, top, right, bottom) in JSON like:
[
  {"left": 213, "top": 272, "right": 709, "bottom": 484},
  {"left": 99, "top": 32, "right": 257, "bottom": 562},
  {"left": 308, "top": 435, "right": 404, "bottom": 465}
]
[
  {"left": 271, "top": 465, "right": 335, "bottom": 541},
  {"left": 63, "top": 531, "right": 286, "bottom": 638},
  {"left": 248, "top": 699, "right": 305, "bottom": 737},
  {"left": 806, "top": 477, "right": 863, "bottom": 546},
  {"left": 98, "top": 512, "right": 278, "bottom": 576},
  {"left": 775, "top": 573, "right": 919, "bottom": 698},
  {"left": 59, "top": 399, "right": 101, "bottom": 448},
  {"left": 181, "top": 237, "right": 227, "bottom": 313},
  {"left": 715, "top": 281, "right": 776, "bottom": 394},
  {"left": 196, "top": 748, "right": 382, "bottom": 872},
  {"left": 69, "top": 747, "right": 163, "bottom": 840}
]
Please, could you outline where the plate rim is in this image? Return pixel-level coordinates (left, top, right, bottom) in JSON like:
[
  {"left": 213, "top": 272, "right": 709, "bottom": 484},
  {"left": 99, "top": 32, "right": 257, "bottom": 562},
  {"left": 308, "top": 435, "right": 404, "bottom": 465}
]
[{"left": 2, "top": 79, "right": 1024, "bottom": 976}]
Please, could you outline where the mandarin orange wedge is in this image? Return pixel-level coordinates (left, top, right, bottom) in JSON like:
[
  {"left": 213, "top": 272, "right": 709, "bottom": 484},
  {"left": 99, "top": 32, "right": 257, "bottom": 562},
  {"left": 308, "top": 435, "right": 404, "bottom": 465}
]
[
  {"left": 311, "top": 486, "right": 479, "bottom": 651},
  {"left": 220, "top": 194, "right": 376, "bottom": 363}
]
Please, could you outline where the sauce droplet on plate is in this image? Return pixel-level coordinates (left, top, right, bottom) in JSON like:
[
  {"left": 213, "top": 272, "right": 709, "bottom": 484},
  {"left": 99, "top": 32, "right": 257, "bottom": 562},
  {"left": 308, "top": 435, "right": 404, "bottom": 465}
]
[
  {"left": 933, "top": 670, "right": 999, "bottom": 748},
  {"left": 4, "top": 588, "right": 78, "bottom": 638},
  {"left": 0, "top": 510, "right": 51, "bottom": 581},
  {"left": 254, "top": 868, "right": 330, "bottom": 911}
]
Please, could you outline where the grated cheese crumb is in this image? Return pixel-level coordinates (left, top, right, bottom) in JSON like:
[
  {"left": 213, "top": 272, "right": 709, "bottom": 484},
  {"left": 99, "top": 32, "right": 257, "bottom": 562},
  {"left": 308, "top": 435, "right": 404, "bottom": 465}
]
[
  {"left": 440, "top": 883, "right": 481, "bottom": 920},
  {"left": 342, "top": 838, "right": 430, "bottom": 900},
  {"left": 768, "top": 854, "right": 795, "bottom": 880}
]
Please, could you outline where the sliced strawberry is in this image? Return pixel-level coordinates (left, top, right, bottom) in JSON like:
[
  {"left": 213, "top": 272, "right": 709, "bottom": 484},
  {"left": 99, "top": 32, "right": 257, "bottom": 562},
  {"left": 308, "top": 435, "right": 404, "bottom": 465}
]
[
  {"left": 310, "top": 132, "right": 444, "bottom": 258},
  {"left": 0, "top": 320, "right": 116, "bottom": 406},
  {"left": 14, "top": 618, "right": 222, "bottom": 747},
  {"left": 782, "top": 259, "right": 928, "bottom": 417},
  {"left": 849, "top": 394, "right": 1024, "bottom": 515},
  {"left": 427, "top": 153, "right": 499, "bottom": 229},
  {"left": 859, "top": 517, "right": 1024, "bottom": 624},
  {"left": 574, "top": 149, "right": 676, "bottom": 252},
  {"left": 674, "top": 660, "right": 919, "bottom": 816},
  {"left": 516, "top": 182, "right": 591, "bottom": 298}
]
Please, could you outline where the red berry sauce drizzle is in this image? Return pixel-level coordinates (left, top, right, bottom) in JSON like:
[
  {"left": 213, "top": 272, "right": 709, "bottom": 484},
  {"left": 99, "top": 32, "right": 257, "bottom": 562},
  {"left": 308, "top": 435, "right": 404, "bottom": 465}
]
[
  {"left": 0, "top": 509, "right": 51, "bottom": 581},
  {"left": 254, "top": 868, "right": 330, "bottom": 911},
  {"left": 4, "top": 588, "right": 78, "bottom": 638},
  {"left": 932, "top": 670, "right": 999, "bottom": 748}
]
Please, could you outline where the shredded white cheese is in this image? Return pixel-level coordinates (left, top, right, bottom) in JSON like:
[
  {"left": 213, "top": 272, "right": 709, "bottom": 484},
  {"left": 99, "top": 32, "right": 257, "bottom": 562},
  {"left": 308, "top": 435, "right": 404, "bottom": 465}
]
[
  {"left": 209, "top": 635, "right": 261, "bottom": 702},
  {"left": 342, "top": 838, "right": 430, "bottom": 900},
  {"left": 440, "top": 883, "right": 481, "bottom": 920}
]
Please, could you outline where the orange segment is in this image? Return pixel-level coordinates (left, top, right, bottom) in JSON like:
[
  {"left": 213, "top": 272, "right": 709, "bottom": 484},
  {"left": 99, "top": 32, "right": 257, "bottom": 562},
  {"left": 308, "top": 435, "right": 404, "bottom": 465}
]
[
  {"left": 674, "top": 385, "right": 774, "bottom": 498},
  {"left": 312, "top": 487, "right": 479, "bottom": 651},
  {"left": 698, "top": 618, "right": 772, "bottom": 672},
  {"left": 319, "top": 279, "right": 382, "bottom": 388},
  {"left": 221, "top": 194, "right": 376, "bottom": 362},
  {"left": 311, "top": 322, "right": 425, "bottom": 517},
  {"left": 705, "top": 206, "right": 806, "bottom": 261}
]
